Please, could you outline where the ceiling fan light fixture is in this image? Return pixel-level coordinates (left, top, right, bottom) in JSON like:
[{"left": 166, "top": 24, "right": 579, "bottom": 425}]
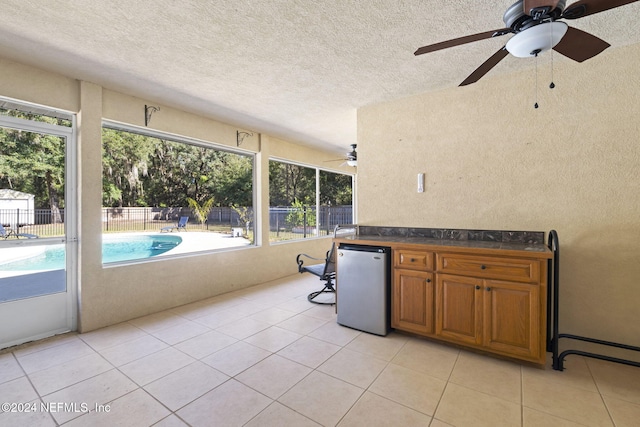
[
  {"left": 506, "top": 21, "right": 568, "bottom": 57},
  {"left": 346, "top": 159, "right": 357, "bottom": 167}
]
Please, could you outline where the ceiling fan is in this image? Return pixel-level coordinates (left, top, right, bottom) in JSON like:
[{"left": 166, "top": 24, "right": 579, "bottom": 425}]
[
  {"left": 414, "top": 0, "right": 640, "bottom": 86},
  {"left": 325, "top": 144, "right": 357, "bottom": 167}
]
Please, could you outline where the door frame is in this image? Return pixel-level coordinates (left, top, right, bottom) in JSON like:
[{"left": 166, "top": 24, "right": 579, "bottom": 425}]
[{"left": 0, "top": 109, "right": 77, "bottom": 348}]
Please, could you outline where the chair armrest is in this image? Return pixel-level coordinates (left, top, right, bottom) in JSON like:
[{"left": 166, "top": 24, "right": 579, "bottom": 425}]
[{"left": 296, "top": 253, "right": 326, "bottom": 272}]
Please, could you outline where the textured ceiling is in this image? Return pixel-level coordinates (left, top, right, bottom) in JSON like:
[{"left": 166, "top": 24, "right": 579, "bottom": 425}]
[{"left": 0, "top": 0, "right": 639, "bottom": 154}]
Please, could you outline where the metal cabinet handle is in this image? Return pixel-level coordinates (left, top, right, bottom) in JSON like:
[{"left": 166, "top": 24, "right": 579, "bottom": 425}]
[
  {"left": 426, "top": 278, "right": 431, "bottom": 283},
  {"left": 480, "top": 265, "right": 487, "bottom": 270},
  {"left": 475, "top": 285, "right": 481, "bottom": 290},
  {"left": 410, "top": 258, "right": 416, "bottom": 262},
  {"left": 486, "top": 287, "right": 492, "bottom": 291}
]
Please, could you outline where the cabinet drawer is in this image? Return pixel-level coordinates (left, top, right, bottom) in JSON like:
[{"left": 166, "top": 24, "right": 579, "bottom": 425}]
[
  {"left": 436, "top": 253, "right": 539, "bottom": 283},
  {"left": 394, "top": 249, "right": 434, "bottom": 271}
]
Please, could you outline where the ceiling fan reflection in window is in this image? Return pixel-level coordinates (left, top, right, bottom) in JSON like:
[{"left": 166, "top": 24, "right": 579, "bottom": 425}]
[
  {"left": 414, "top": 0, "right": 639, "bottom": 86},
  {"left": 325, "top": 144, "right": 357, "bottom": 167}
]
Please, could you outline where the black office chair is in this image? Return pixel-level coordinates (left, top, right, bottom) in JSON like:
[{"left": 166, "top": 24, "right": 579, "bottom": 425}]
[{"left": 296, "top": 243, "right": 337, "bottom": 305}]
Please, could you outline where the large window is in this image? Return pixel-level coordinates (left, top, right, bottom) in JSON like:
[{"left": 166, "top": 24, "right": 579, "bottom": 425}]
[
  {"left": 101, "top": 124, "right": 255, "bottom": 263},
  {"left": 269, "top": 160, "right": 353, "bottom": 242}
]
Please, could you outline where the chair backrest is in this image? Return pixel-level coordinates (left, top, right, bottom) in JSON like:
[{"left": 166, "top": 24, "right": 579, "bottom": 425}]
[
  {"left": 178, "top": 216, "right": 189, "bottom": 226},
  {"left": 0, "top": 224, "right": 7, "bottom": 237},
  {"left": 323, "top": 243, "right": 337, "bottom": 277},
  {"left": 321, "top": 224, "right": 357, "bottom": 276}
]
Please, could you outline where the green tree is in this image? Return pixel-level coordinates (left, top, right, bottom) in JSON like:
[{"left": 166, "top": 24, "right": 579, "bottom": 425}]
[
  {"left": 285, "top": 198, "right": 316, "bottom": 228},
  {"left": 0, "top": 112, "right": 66, "bottom": 220},
  {"left": 269, "top": 161, "right": 315, "bottom": 206},
  {"left": 320, "top": 170, "right": 352, "bottom": 206},
  {"left": 212, "top": 153, "right": 253, "bottom": 207},
  {"left": 231, "top": 204, "right": 254, "bottom": 237},
  {"left": 102, "top": 128, "right": 154, "bottom": 207},
  {"left": 186, "top": 197, "right": 214, "bottom": 225}
]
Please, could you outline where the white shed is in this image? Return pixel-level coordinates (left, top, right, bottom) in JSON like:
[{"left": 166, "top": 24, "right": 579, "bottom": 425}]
[{"left": 0, "top": 189, "right": 35, "bottom": 226}]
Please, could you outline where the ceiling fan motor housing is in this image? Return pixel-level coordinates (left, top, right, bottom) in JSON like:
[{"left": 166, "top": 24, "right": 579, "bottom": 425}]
[
  {"left": 347, "top": 144, "right": 357, "bottom": 161},
  {"left": 504, "top": 0, "right": 566, "bottom": 31}
]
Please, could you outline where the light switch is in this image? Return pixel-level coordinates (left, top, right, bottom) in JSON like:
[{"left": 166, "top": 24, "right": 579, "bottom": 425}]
[{"left": 417, "top": 173, "right": 424, "bottom": 193}]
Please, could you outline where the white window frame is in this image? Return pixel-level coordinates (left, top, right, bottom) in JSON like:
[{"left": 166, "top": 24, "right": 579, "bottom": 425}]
[
  {"left": 268, "top": 156, "right": 355, "bottom": 243},
  {"left": 101, "top": 120, "right": 258, "bottom": 263}
]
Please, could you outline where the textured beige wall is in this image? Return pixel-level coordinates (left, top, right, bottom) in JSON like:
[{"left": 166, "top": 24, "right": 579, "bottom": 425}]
[
  {"left": 80, "top": 88, "right": 344, "bottom": 331},
  {"left": 0, "top": 58, "right": 342, "bottom": 332},
  {"left": 0, "top": 57, "right": 79, "bottom": 112},
  {"left": 358, "top": 43, "right": 640, "bottom": 347}
]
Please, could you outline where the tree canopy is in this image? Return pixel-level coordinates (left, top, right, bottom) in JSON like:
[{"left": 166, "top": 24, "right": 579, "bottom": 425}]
[
  {"left": 0, "top": 111, "right": 66, "bottom": 221},
  {"left": 269, "top": 161, "right": 352, "bottom": 207},
  {"left": 102, "top": 128, "right": 254, "bottom": 208},
  {"left": 1, "top": 118, "right": 352, "bottom": 216}
]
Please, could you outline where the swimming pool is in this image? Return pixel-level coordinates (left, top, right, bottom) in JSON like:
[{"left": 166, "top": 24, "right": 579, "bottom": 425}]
[{"left": 0, "top": 234, "right": 183, "bottom": 271}]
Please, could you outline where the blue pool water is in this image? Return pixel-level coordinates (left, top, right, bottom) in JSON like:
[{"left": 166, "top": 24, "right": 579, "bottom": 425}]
[{"left": 0, "top": 234, "right": 182, "bottom": 271}]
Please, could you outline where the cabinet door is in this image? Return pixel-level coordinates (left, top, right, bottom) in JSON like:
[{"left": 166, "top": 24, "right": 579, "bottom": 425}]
[
  {"left": 392, "top": 269, "right": 434, "bottom": 335},
  {"left": 436, "top": 274, "right": 483, "bottom": 346},
  {"left": 482, "top": 280, "right": 540, "bottom": 359}
]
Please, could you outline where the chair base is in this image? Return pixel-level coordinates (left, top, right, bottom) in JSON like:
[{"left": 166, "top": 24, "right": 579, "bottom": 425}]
[{"left": 307, "top": 289, "right": 335, "bottom": 305}]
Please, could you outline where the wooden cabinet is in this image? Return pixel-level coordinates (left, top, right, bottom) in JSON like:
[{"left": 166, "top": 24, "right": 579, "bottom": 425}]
[
  {"left": 435, "top": 253, "right": 545, "bottom": 363},
  {"left": 392, "top": 269, "right": 434, "bottom": 335},
  {"left": 396, "top": 247, "right": 546, "bottom": 365},
  {"left": 394, "top": 249, "right": 434, "bottom": 271},
  {"left": 437, "top": 253, "right": 539, "bottom": 283},
  {"left": 392, "top": 249, "right": 435, "bottom": 335},
  {"left": 435, "top": 274, "right": 482, "bottom": 345},
  {"left": 435, "top": 274, "right": 541, "bottom": 359},
  {"left": 335, "top": 236, "right": 550, "bottom": 366},
  {"left": 482, "top": 279, "right": 540, "bottom": 359}
]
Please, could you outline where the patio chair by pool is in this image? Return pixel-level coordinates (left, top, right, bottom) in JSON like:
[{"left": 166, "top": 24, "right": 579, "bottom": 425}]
[
  {"left": 0, "top": 223, "right": 38, "bottom": 239},
  {"left": 296, "top": 242, "right": 337, "bottom": 305},
  {"left": 161, "top": 216, "right": 189, "bottom": 232},
  {"left": 295, "top": 224, "right": 358, "bottom": 305}
]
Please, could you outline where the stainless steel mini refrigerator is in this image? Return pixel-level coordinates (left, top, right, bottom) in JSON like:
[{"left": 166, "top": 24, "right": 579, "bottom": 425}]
[{"left": 336, "top": 244, "right": 390, "bottom": 336}]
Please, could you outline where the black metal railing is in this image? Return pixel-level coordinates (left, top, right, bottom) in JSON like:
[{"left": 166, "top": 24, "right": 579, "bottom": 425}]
[
  {"left": 1, "top": 205, "right": 353, "bottom": 240},
  {"left": 269, "top": 205, "right": 353, "bottom": 241},
  {"left": 547, "top": 230, "right": 640, "bottom": 371},
  {"left": 0, "top": 208, "right": 65, "bottom": 237}
]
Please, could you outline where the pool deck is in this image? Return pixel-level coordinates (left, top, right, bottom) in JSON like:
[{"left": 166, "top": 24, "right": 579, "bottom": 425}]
[{"left": 156, "top": 231, "right": 252, "bottom": 256}]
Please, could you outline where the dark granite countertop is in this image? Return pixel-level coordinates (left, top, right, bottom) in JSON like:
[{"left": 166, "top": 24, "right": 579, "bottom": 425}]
[{"left": 334, "top": 227, "right": 553, "bottom": 259}]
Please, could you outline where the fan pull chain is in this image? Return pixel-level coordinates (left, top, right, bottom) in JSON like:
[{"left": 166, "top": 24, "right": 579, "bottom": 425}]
[
  {"left": 534, "top": 53, "right": 539, "bottom": 109},
  {"left": 549, "top": 28, "right": 556, "bottom": 90}
]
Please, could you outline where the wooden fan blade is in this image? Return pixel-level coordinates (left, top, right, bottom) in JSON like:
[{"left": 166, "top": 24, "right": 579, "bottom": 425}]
[
  {"left": 523, "top": 0, "right": 561, "bottom": 15},
  {"left": 414, "top": 29, "right": 511, "bottom": 56},
  {"left": 553, "top": 26, "right": 610, "bottom": 62},
  {"left": 562, "top": 0, "right": 640, "bottom": 19},
  {"left": 459, "top": 47, "right": 509, "bottom": 86}
]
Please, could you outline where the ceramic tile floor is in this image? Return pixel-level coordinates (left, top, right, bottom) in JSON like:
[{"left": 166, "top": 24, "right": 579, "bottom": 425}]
[{"left": 2, "top": 274, "right": 640, "bottom": 426}]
